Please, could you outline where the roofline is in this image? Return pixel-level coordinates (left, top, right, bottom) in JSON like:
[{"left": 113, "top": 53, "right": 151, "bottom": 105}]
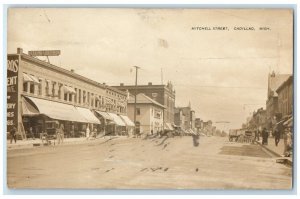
[
  {"left": 113, "top": 84, "right": 175, "bottom": 96},
  {"left": 276, "top": 76, "right": 293, "bottom": 93},
  {"left": 13, "top": 52, "right": 127, "bottom": 96},
  {"left": 128, "top": 102, "right": 166, "bottom": 109}
]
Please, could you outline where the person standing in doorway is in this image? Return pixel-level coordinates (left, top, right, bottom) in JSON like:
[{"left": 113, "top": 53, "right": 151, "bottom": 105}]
[{"left": 10, "top": 126, "right": 17, "bottom": 144}]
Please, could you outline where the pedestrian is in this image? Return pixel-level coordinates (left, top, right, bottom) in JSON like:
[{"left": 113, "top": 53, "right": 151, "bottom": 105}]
[
  {"left": 283, "top": 128, "right": 292, "bottom": 157},
  {"left": 10, "top": 126, "right": 17, "bottom": 144},
  {"left": 192, "top": 132, "right": 200, "bottom": 147},
  {"left": 60, "top": 124, "right": 64, "bottom": 143},
  {"left": 254, "top": 129, "right": 259, "bottom": 142},
  {"left": 262, "top": 128, "right": 268, "bottom": 145},
  {"left": 86, "top": 124, "right": 90, "bottom": 140},
  {"left": 29, "top": 127, "right": 35, "bottom": 140},
  {"left": 274, "top": 123, "right": 282, "bottom": 147}
]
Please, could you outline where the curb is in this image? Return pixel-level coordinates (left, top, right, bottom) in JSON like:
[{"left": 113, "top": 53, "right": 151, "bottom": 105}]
[{"left": 255, "top": 141, "right": 292, "bottom": 166}]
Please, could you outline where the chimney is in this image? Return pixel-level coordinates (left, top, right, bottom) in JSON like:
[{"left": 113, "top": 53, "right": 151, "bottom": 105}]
[
  {"left": 17, "top": 48, "right": 23, "bottom": 54},
  {"left": 120, "top": 83, "right": 124, "bottom": 86},
  {"left": 103, "top": 83, "right": 106, "bottom": 85},
  {"left": 148, "top": 82, "right": 152, "bottom": 85},
  {"left": 271, "top": 71, "right": 275, "bottom": 77},
  {"left": 70, "top": 69, "right": 75, "bottom": 73}
]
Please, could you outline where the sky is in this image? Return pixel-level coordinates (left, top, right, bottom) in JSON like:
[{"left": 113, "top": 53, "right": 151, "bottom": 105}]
[{"left": 7, "top": 8, "right": 293, "bottom": 130}]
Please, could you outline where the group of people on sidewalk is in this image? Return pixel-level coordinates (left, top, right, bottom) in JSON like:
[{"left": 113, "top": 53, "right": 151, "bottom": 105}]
[{"left": 254, "top": 123, "right": 293, "bottom": 157}]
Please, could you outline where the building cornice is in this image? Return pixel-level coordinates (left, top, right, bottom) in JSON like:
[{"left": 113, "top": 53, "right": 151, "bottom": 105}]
[{"left": 17, "top": 53, "right": 126, "bottom": 96}]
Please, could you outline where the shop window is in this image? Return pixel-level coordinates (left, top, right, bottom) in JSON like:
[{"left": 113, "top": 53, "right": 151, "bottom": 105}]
[
  {"left": 52, "top": 82, "right": 56, "bottom": 97},
  {"left": 64, "top": 93, "right": 68, "bottom": 101},
  {"left": 136, "top": 108, "right": 141, "bottom": 115},
  {"left": 45, "top": 81, "right": 50, "bottom": 96},
  {"left": 58, "top": 84, "right": 62, "bottom": 99},
  {"left": 74, "top": 88, "right": 77, "bottom": 103},
  {"left": 38, "top": 79, "right": 42, "bottom": 95},
  {"left": 78, "top": 89, "right": 81, "bottom": 104},
  {"left": 29, "top": 83, "right": 34, "bottom": 94},
  {"left": 69, "top": 94, "right": 72, "bottom": 102},
  {"left": 83, "top": 91, "right": 86, "bottom": 103},
  {"left": 23, "top": 82, "right": 28, "bottom": 92}
]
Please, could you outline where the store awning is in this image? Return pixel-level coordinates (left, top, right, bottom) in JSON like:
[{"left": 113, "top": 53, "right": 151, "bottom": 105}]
[
  {"left": 63, "top": 85, "right": 76, "bottom": 94},
  {"left": 164, "top": 123, "right": 174, "bottom": 131},
  {"left": 283, "top": 117, "right": 293, "bottom": 127},
  {"left": 23, "top": 73, "right": 33, "bottom": 83},
  {"left": 107, "top": 112, "right": 126, "bottom": 126},
  {"left": 75, "top": 107, "right": 100, "bottom": 124},
  {"left": 22, "top": 97, "right": 39, "bottom": 116},
  {"left": 24, "top": 96, "right": 87, "bottom": 123},
  {"left": 29, "top": 75, "right": 40, "bottom": 84},
  {"left": 95, "top": 111, "right": 113, "bottom": 120},
  {"left": 119, "top": 115, "right": 135, "bottom": 127}
]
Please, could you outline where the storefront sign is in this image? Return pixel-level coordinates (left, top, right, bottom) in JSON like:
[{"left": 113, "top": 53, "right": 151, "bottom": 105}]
[
  {"left": 7, "top": 55, "right": 19, "bottom": 132},
  {"left": 28, "top": 50, "right": 61, "bottom": 57}
]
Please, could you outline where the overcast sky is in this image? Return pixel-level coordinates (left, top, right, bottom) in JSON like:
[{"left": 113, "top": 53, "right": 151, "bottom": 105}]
[{"left": 7, "top": 8, "right": 293, "bottom": 130}]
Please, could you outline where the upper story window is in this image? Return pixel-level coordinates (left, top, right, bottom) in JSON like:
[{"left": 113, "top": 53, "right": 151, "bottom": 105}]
[
  {"left": 136, "top": 108, "right": 141, "bottom": 115},
  {"left": 152, "top": 93, "right": 158, "bottom": 98}
]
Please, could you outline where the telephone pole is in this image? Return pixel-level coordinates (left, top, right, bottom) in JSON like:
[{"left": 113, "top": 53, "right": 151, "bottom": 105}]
[{"left": 133, "top": 66, "right": 140, "bottom": 136}]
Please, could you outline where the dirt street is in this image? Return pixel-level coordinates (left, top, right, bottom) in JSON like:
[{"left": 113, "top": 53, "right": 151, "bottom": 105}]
[{"left": 7, "top": 136, "right": 292, "bottom": 189}]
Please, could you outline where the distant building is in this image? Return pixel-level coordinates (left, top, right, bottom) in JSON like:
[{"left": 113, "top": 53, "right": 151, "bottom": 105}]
[
  {"left": 195, "top": 118, "right": 202, "bottom": 129},
  {"left": 174, "top": 103, "right": 196, "bottom": 130},
  {"left": 113, "top": 81, "right": 175, "bottom": 130},
  {"left": 127, "top": 93, "right": 165, "bottom": 135},
  {"left": 266, "top": 72, "right": 291, "bottom": 129},
  {"left": 174, "top": 108, "right": 186, "bottom": 129},
  {"left": 203, "top": 120, "right": 213, "bottom": 135},
  {"left": 249, "top": 108, "right": 267, "bottom": 130}
]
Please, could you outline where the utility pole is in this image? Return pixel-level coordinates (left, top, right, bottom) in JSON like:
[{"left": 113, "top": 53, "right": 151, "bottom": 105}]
[{"left": 133, "top": 66, "right": 140, "bottom": 136}]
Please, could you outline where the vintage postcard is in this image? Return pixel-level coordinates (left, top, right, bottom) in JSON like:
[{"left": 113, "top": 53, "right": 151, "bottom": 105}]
[{"left": 6, "top": 8, "right": 293, "bottom": 189}]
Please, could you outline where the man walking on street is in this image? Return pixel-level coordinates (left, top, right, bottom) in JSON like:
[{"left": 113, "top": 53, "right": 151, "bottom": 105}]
[
  {"left": 10, "top": 126, "right": 17, "bottom": 144},
  {"left": 274, "top": 123, "right": 283, "bottom": 147}
]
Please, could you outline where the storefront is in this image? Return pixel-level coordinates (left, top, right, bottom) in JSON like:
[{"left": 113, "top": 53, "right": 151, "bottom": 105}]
[
  {"left": 22, "top": 96, "right": 101, "bottom": 138},
  {"left": 119, "top": 115, "right": 135, "bottom": 136},
  {"left": 107, "top": 112, "right": 126, "bottom": 136}
]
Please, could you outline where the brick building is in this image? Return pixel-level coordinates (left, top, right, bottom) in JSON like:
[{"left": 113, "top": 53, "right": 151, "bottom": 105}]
[
  {"left": 7, "top": 48, "right": 133, "bottom": 138},
  {"left": 266, "top": 72, "right": 291, "bottom": 129},
  {"left": 113, "top": 81, "right": 175, "bottom": 129}
]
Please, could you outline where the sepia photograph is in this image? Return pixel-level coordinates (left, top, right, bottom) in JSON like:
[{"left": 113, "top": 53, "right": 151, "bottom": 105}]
[{"left": 6, "top": 7, "right": 294, "bottom": 190}]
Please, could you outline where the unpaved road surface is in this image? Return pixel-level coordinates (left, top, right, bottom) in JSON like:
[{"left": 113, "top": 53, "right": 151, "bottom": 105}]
[{"left": 7, "top": 136, "right": 292, "bottom": 189}]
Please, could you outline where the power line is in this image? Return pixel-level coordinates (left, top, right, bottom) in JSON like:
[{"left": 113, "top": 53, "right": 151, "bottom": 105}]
[{"left": 174, "top": 84, "right": 267, "bottom": 90}]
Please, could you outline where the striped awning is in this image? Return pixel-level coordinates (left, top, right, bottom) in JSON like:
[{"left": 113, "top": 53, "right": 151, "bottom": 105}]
[
  {"left": 107, "top": 113, "right": 126, "bottom": 126},
  {"left": 95, "top": 111, "right": 113, "bottom": 121},
  {"left": 63, "top": 85, "right": 76, "bottom": 94},
  {"left": 119, "top": 115, "right": 135, "bottom": 127},
  {"left": 24, "top": 96, "right": 87, "bottom": 123},
  {"left": 23, "top": 73, "right": 38, "bottom": 84},
  {"left": 75, "top": 107, "right": 100, "bottom": 124},
  {"left": 22, "top": 97, "right": 39, "bottom": 116}
]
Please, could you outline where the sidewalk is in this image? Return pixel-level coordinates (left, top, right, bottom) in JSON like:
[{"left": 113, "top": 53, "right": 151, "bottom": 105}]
[
  {"left": 7, "top": 137, "right": 98, "bottom": 150},
  {"left": 255, "top": 137, "right": 293, "bottom": 166}
]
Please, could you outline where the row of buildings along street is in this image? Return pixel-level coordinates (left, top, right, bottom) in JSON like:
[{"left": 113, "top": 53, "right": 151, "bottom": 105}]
[
  {"left": 7, "top": 48, "right": 220, "bottom": 141},
  {"left": 242, "top": 72, "right": 293, "bottom": 140}
]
